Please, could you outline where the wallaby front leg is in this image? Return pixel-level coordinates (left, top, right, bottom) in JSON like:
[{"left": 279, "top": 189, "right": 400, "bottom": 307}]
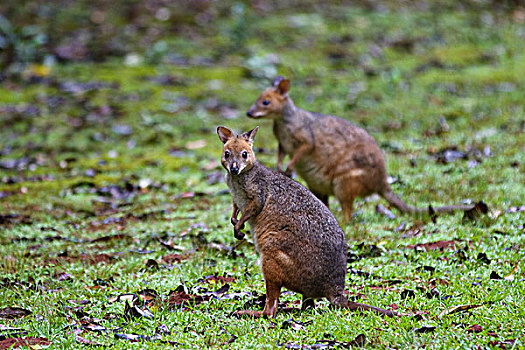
[
  {"left": 284, "top": 143, "right": 311, "bottom": 177},
  {"left": 233, "top": 203, "right": 256, "bottom": 240},
  {"left": 277, "top": 143, "right": 286, "bottom": 172},
  {"left": 230, "top": 203, "right": 240, "bottom": 226}
]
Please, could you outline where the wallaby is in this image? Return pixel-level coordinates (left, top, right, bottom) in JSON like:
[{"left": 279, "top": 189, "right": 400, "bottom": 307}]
[
  {"left": 217, "top": 126, "right": 397, "bottom": 318},
  {"left": 246, "top": 76, "right": 473, "bottom": 221}
]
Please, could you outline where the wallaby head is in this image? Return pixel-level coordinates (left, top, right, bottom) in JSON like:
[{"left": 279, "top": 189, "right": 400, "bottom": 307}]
[
  {"left": 246, "top": 76, "right": 290, "bottom": 119},
  {"left": 217, "top": 126, "right": 259, "bottom": 176}
]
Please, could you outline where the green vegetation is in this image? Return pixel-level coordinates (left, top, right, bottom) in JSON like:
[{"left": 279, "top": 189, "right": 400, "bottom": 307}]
[{"left": 0, "top": 1, "right": 524, "bottom": 348}]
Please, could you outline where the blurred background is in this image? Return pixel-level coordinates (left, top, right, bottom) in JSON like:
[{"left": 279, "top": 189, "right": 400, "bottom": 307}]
[
  {"left": 0, "top": 0, "right": 523, "bottom": 218},
  {"left": 1, "top": 1, "right": 524, "bottom": 73}
]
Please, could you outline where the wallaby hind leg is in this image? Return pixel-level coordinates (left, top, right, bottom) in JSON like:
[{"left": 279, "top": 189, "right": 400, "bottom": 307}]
[
  {"left": 262, "top": 279, "right": 281, "bottom": 317},
  {"left": 232, "top": 254, "right": 283, "bottom": 319},
  {"left": 261, "top": 257, "right": 283, "bottom": 318},
  {"left": 336, "top": 194, "right": 354, "bottom": 222},
  {"left": 334, "top": 179, "right": 357, "bottom": 222}
]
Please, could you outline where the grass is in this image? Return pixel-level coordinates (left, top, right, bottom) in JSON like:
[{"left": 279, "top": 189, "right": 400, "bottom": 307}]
[{"left": 0, "top": 2, "right": 524, "bottom": 349}]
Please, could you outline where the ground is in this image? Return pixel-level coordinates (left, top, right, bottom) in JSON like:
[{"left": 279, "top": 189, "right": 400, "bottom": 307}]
[{"left": 0, "top": 1, "right": 524, "bottom": 349}]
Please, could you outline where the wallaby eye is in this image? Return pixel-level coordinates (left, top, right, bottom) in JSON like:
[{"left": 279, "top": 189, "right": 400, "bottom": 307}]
[
  {"left": 262, "top": 100, "right": 270, "bottom": 106},
  {"left": 242, "top": 151, "right": 248, "bottom": 159},
  {"left": 224, "top": 151, "right": 230, "bottom": 159}
]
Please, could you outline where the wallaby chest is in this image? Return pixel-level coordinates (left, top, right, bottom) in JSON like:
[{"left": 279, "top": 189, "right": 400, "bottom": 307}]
[
  {"left": 273, "top": 120, "right": 297, "bottom": 155},
  {"left": 273, "top": 113, "right": 314, "bottom": 155},
  {"left": 226, "top": 175, "right": 253, "bottom": 213}
]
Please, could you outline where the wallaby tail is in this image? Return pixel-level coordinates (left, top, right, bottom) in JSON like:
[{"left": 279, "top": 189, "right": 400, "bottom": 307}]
[
  {"left": 345, "top": 300, "right": 398, "bottom": 318},
  {"left": 330, "top": 292, "right": 398, "bottom": 317},
  {"left": 381, "top": 188, "right": 473, "bottom": 215}
]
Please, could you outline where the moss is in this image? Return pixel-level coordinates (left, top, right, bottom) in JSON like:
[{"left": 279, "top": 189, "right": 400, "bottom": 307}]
[{"left": 0, "top": 3, "right": 524, "bottom": 348}]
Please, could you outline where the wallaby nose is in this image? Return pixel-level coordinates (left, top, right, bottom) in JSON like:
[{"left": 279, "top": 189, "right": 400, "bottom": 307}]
[
  {"left": 246, "top": 110, "right": 253, "bottom": 117},
  {"left": 230, "top": 166, "right": 239, "bottom": 175}
]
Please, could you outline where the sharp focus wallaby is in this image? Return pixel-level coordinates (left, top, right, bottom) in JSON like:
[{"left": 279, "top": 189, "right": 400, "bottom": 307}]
[
  {"left": 246, "top": 76, "right": 473, "bottom": 221},
  {"left": 217, "top": 125, "right": 397, "bottom": 318}
]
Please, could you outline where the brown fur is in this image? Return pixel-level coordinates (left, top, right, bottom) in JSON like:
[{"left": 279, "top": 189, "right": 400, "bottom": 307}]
[
  {"left": 246, "top": 77, "right": 473, "bottom": 221},
  {"left": 217, "top": 126, "right": 397, "bottom": 318}
]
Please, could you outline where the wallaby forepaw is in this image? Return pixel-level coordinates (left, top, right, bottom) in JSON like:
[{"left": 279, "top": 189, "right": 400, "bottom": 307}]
[{"left": 233, "top": 228, "right": 245, "bottom": 240}]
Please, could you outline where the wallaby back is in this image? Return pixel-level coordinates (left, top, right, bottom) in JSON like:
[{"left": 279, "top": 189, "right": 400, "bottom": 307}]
[{"left": 247, "top": 77, "right": 473, "bottom": 220}]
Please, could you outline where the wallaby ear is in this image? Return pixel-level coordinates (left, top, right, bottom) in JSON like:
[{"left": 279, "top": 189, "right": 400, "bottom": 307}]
[
  {"left": 217, "top": 126, "right": 233, "bottom": 144},
  {"left": 272, "top": 76, "right": 284, "bottom": 87},
  {"left": 241, "top": 126, "right": 259, "bottom": 145},
  {"left": 276, "top": 79, "right": 290, "bottom": 96}
]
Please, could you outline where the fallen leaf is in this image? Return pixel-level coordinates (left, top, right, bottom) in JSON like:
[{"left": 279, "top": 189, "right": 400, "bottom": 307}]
[
  {"left": 400, "top": 289, "right": 415, "bottom": 299},
  {"left": 281, "top": 318, "right": 311, "bottom": 331},
  {"left": 466, "top": 324, "right": 483, "bottom": 333},
  {"left": 504, "top": 261, "right": 521, "bottom": 281},
  {"left": 488, "top": 339, "right": 516, "bottom": 348},
  {"left": 348, "top": 333, "right": 366, "bottom": 347},
  {"left": 0, "top": 337, "right": 50, "bottom": 349},
  {"left": 439, "top": 304, "right": 484, "bottom": 317},
  {"left": 54, "top": 272, "right": 73, "bottom": 281},
  {"left": 155, "top": 324, "right": 171, "bottom": 336},
  {"left": 93, "top": 278, "right": 113, "bottom": 287},
  {"left": 414, "top": 325, "right": 437, "bottom": 333},
  {"left": 462, "top": 201, "right": 489, "bottom": 223},
  {"left": 198, "top": 274, "right": 236, "bottom": 285},
  {"left": 416, "top": 265, "right": 436, "bottom": 274},
  {"left": 0, "top": 307, "right": 32, "bottom": 319},
  {"left": 507, "top": 206, "right": 525, "bottom": 213},
  {"left": 408, "top": 240, "right": 459, "bottom": 251},
  {"left": 231, "top": 310, "right": 263, "bottom": 318},
  {"left": 144, "top": 259, "right": 159, "bottom": 270},
  {"left": 108, "top": 293, "right": 136, "bottom": 304},
  {"left": 158, "top": 239, "right": 185, "bottom": 251},
  {"left": 477, "top": 252, "right": 491, "bottom": 265},
  {"left": 161, "top": 254, "right": 188, "bottom": 264},
  {"left": 425, "top": 288, "right": 440, "bottom": 299},
  {"left": 114, "top": 333, "right": 148, "bottom": 342},
  {"left": 168, "top": 290, "right": 210, "bottom": 308},
  {"left": 242, "top": 294, "right": 267, "bottom": 310},
  {"left": 91, "top": 233, "right": 131, "bottom": 243},
  {"left": 72, "top": 328, "right": 103, "bottom": 346},
  {"left": 0, "top": 326, "right": 27, "bottom": 341},
  {"left": 490, "top": 271, "right": 502, "bottom": 280},
  {"left": 124, "top": 300, "right": 154, "bottom": 320},
  {"left": 80, "top": 320, "right": 108, "bottom": 333}
]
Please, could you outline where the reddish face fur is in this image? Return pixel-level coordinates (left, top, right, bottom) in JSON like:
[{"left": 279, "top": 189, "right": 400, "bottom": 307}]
[
  {"left": 217, "top": 126, "right": 258, "bottom": 176},
  {"left": 246, "top": 79, "right": 290, "bottom": 119}
]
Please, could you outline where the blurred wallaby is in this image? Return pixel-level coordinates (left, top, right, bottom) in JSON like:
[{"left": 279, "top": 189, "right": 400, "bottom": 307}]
[
  {"left": 246, "top": 77, "right": 473, "bottom": 221},
  {"left": 217, "top": 125, "right": 397, "bottom": 318}
]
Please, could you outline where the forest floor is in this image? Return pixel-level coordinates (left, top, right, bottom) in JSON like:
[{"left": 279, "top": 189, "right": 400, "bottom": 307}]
[{"left": 0, "top": 2, "right": 524, "bottom": 348}]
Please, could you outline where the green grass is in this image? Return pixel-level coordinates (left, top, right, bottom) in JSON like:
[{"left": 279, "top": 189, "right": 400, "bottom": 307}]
[{"left": 1, "top": 2, "right": 524, "bottom": 349}]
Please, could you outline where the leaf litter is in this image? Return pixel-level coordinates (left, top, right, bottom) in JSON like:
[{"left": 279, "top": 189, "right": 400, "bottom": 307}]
[
  {"left": 0, "top": 337, "right": 51, "bottom": 350},
  {"left": 0, "top": 307, "right": 31, "bottom": 320}
]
